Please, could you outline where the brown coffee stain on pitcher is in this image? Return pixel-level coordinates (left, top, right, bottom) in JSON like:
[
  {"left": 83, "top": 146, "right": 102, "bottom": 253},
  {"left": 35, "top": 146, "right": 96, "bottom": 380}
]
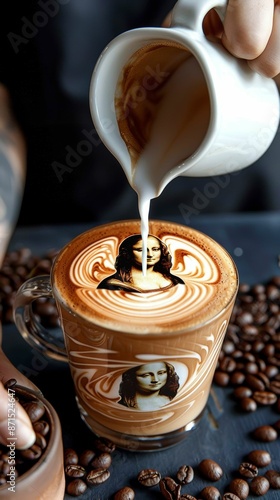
[{"left": 115, "top": 40, "right": 194, "bottom": 168}]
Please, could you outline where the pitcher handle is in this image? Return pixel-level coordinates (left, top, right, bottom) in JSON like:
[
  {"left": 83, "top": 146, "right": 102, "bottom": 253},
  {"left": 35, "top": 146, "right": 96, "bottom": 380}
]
[
  {"left": 171, "top": 0, "right": 227, "bottom": 32},
  {"left": 13, "top": 275, "right": 67, "bottom": 362}
]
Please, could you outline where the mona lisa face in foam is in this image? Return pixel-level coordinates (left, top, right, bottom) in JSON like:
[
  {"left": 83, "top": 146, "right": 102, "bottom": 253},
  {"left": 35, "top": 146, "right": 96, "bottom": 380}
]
[
  {"left": 132, "top": 236, "right": 161, "bottom": 268},
  {"left": 52, "top": 220, "right": 238, "bottom": 448}
]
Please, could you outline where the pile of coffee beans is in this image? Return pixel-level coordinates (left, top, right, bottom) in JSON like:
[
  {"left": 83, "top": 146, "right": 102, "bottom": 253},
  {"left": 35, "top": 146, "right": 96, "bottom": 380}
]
[
  {"left": 63, "top": 438, "right": 116, "bottom": 497},
  {"left": 214, "top": 276, "right": 280, "bottom": 414},
  {"left": 135, "top": 453, "right": 279, "bottom": 499},
  {"left": 0, "top": 247, "right": 59, "bottom": 327},
  {"left": 0, "top": 379, "right": 51, "bottom": 486},
  {"left": 61, "top": 445, "right": 280, "bottom": 498},
  {"left": 209, "top": 275, "right": 280, "bottom": 499}
]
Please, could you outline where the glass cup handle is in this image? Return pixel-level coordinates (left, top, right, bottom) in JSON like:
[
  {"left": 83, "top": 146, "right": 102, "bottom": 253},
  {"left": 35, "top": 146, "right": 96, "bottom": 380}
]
[
  {"left": 13, "top": 275, "right": 68, "bottom": 362},
  {"left": 171, "top": 0, "right": 227, "bottom": 32}
]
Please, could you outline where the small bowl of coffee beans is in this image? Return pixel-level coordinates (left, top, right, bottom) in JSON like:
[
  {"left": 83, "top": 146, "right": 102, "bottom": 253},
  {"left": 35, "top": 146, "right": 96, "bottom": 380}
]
[{"left": 0, "top": 379, "right": 65, "bottom": 500}]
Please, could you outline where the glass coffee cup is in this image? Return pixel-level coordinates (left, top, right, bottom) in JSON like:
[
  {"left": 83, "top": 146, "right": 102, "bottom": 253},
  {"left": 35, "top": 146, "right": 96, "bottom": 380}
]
[{"left": 13, "top": 220, "right": 238, "bottom": 451}]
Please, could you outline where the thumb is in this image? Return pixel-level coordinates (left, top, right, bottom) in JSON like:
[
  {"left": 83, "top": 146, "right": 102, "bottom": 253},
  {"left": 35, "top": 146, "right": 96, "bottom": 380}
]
[{"left": 0, "top": 381, "right": 36, "bottom": 450}]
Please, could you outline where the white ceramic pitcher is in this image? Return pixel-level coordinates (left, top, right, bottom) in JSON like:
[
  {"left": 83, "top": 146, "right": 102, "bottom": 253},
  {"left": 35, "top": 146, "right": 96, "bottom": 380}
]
[{"left": 90, "top": 0, "right": 279, "bottom": 199}]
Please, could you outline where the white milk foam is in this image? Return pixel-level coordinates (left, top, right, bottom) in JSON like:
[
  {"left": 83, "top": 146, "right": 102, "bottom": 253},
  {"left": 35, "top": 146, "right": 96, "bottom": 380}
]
[
  {"left": 115, "top": 41, "right": 210, "bottom": 272},
  {"left": 54, "top": 220, "right": 237, "bottom": 334}
]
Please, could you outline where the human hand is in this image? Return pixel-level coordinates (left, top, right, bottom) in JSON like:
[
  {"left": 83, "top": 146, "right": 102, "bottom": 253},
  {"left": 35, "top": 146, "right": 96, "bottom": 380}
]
[
  {"left": 0, "top": 345, "right": 37, "bottom": 449},
  {"left": 164, "top": 0, "right": 280, "bottom": 80},
  {"left": 205, "top": 0, "right": 280, "bottom": 79}
]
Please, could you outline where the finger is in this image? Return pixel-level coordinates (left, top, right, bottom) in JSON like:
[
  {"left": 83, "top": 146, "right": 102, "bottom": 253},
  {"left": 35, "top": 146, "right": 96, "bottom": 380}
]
[
  {"left": 203, "top": 9, "right": 224, "bottom": 40},
  {"left": 248, "top": 4, "right": 280, "bottom": 78},
  {"left": 0, "top": 381, "right": 36, "bottom": 450},
  {"left": 222, "top": 0, "right": 275, "bottom": 60}
]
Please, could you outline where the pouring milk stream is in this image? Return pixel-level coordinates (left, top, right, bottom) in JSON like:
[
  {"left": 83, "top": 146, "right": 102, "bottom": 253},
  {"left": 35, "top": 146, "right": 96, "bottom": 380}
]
[{"left": 90, "top": 0, "right": 280, "bottom": 273}]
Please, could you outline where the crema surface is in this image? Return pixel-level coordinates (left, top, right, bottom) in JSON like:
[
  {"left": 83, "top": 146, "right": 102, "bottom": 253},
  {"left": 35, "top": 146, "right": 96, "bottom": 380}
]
[{"left": 53, "top": 220, "right": 237, "bottom": 333}]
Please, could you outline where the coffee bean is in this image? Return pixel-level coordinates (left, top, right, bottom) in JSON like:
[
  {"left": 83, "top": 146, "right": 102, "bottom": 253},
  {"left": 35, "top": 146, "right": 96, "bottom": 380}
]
[
  {"left": 176, "top": 465, "right": 194, "bottom": 485},
  {"left": 245, "top": 362, "right": 259, "bottom": 374},
  {"left": 66, "top": 478, "right": 87, "bottom": 496},
  {"left": 242, "top": 352, "right": 256, "bottom": 363},
  {"left": 35, "top": 432, "right": 47, "bottom": 449},
  {"left": 233, "top": 387, "right": 252, "bottom": 399},
  {"left": 86, "top": 467, "right": 110, "bottom": 485},
  {"left": 252, "top": 283, "right": 266, "bottom": 295},
  {"left": 265, "top": 469, "right": 280, "bottom": 489},
  {"left": 64, "top": 448, "right": 79, "bottom": 465},
  {"left": 93, "top": 437, "right": 116, "bottom": 453},
  {"left": 252, "top": 424, "right": 278, "bottom": 442},
  {"left": 198, "top": 459, "right": 223, "bottom": 481},
  {"left": 79, "top": 449, "right": 96, "bottom": 467},
  {"left": 253, "top": 390, "right": 277, "bottom": 405},
  {"left": 238, "top": 462, "right": 258, "bottom": 478},
  {"left": 236, "top": 311, "right": 254, "bottom": 327},
  {"left": 91, "top": 452, "right": 112, "bottom": 469},
  {"left": 269, "top": 380, "right": 280, "bottom": 394},
  {"left": 242, "top": 324, "right": 259, "bottom": 337},
  {"left": 219, "top": 357, "right": 237, "bottom": 372},
  {"left": 33, "top": 420, "right": 50, "bottom": 436},
  {"left": 267, "top": 356, "right": 280, "bottom": 368},
  {"left": 214, "top": 371, "right": 230, "bottom": 387},
  {"left": 245, "top": 374, "right": 267, "bottom": 392},
  {"left": 65, "top": 464, "right": 86, "bottom": 479},
  {"left": 3, "top": 378, "right": 17, "bottom": 390},
  {"left": 230, "top": 371, "right": 245, "bottom": 385},
  {"left": 199, "top": 485, "right": 221, "bottom": 500},
  {"left": 222, "top": 340, "right": 236, "bottom": 354},
  {"left": 249, "top": 476, "right": 270, "bottom": 496},
  {"left": 228, "top": 478, "right": 249, "bottom": 499},
  {"left": 266, "top": 284, "right": 280, "bottom": 300},
  {"left": 265, "top": 365, "right": 279, "bottom": 379},
  {"left": 239, "top": 283, "right": 251, "bottom": 294},
  {"left": 22, "top": 401, "right": 45, "bottom": 422},
  {"left": 240, "top": 397, "right": 257, "bottom": 412},
  {"left": 159, "top": 476, "right": 181, "bottom": 499},
  {"left": 114, "top": 486, "right": 135, "bottom": 500},
  {"left": 137, "top": 468, "right": 161, "bottom": 487},
  {"left": 20, "top": 444, "right": 42, "bottom": 460},
  {"left": 1, "top": 462, "right": 10, "bottom": 476},
  {"left": 263, "top": 343, "right": 276, "bottom": 357},
  {"left": 246, "top": 450, "right": 272, "bottom": 468}
]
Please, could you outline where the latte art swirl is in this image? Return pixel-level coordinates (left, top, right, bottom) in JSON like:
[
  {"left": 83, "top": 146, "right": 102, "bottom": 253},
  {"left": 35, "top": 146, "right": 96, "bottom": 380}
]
[{"left": 53, "top": 222, "right": 237, "bottom": 333}]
